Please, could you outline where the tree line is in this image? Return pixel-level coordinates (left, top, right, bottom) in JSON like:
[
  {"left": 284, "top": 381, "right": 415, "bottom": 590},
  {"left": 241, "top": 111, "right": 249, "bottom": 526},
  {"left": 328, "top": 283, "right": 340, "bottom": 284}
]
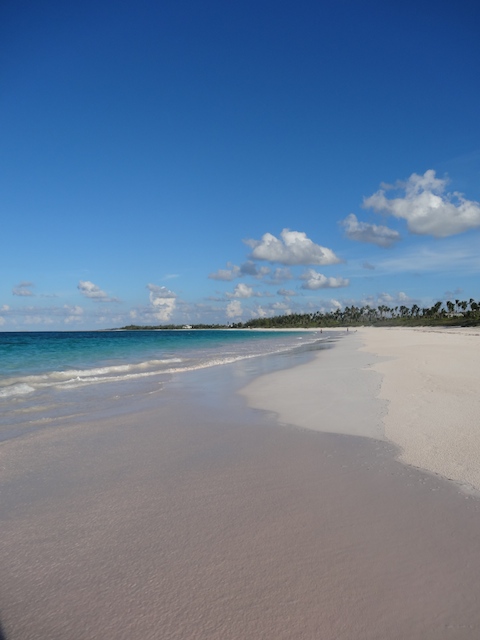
[
  {"left": 118, "top": 298, "right": 480, "bottom": 330},
  {"left": 232, "top": 298, "right": 480, "bottom": 329}
]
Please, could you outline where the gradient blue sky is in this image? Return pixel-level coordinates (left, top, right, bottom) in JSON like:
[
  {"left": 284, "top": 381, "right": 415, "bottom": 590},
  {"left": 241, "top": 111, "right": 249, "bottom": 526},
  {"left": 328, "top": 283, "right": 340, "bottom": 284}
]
[{"left": 2, "top": 0, "right": 480, "bottom": 329}]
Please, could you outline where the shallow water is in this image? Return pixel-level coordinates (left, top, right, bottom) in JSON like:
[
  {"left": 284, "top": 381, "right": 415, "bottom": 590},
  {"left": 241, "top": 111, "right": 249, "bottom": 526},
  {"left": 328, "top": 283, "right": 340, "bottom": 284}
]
[{"left": 0, "top": 329, "right": 339, "bottom": 442}]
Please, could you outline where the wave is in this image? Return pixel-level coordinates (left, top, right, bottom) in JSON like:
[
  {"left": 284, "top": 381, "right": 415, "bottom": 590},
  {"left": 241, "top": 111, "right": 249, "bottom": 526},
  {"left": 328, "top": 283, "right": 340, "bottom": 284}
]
[
  {"left": 0, "top": 358, "right": 183, "bottom": 398},
  {"left": 0, "top": 333, "right": 327, "bottom": 399},
  {"left": 0, "top": 383, "right": 36, "bottom": 398},
  {"left": 49, "top": 354, "right": 259, "bottom": 390},
  {"left": 0, "top": 351, "right": 283, "bottom": 397}
]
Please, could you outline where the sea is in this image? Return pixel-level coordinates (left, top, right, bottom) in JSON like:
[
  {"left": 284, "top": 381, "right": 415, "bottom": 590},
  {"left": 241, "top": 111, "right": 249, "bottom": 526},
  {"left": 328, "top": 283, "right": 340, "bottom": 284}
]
[{"left": 0, "top": 329, "right": 336, "bottom": 442}]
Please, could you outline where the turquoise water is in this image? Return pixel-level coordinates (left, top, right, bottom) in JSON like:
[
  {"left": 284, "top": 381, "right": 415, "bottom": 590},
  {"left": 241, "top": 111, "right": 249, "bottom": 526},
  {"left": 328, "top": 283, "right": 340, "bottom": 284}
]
[{"left": 0, "top": 329, "right": 332, "bottom": 439}]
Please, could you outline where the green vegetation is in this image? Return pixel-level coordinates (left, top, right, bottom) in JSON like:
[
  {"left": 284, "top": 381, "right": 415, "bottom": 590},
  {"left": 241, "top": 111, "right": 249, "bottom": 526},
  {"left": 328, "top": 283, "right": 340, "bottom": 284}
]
[
  {"left": 117, "top": 298, "right": 480, "bottom": 331},
  {"left": 233, "top": 298, "right": 480, "bottom": 329}
]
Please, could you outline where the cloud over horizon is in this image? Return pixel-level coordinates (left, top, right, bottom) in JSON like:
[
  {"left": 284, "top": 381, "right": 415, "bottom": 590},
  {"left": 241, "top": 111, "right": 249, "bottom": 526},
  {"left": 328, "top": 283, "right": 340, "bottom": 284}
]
[
  {"left": 340, "top": 213, "right": 401, "bottom": 247},
  {"left": 147, "top": 284, "right": 177, "bottom": 322},
  {"left": 245, "top": 229, "right": 341, "bottom": 266},
  {"left": 226, "top": 300, "right": 243, "bottom": 319},
  {"left": 12, "top": 281, "right": 35, "bottom": 296},
  {"left": 208, "top": 261, "right": 271, "bottom": 281},
  {"left": 78, "top": 281, "right": 119, "bottom": 302},
  {"left": 364, "top": 170, "right": 480, "bottom": 237},
  {"left": 226, "top": 283, "right": 255, "bottom": 299},
  {"left": 300, "top": 269, "right": 350, "bottom": 290}
]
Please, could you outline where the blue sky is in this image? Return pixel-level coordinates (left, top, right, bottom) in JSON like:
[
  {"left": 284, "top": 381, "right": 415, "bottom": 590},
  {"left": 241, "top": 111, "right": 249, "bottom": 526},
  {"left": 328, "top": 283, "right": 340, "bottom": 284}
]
[{"left": 2, "top": 0, "right": 480, "bottom": 329}]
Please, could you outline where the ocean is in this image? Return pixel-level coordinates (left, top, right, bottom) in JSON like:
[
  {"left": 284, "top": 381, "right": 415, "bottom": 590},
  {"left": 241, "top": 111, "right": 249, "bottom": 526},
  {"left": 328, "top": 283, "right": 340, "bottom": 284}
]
[{"left": 0, "top": 329, "right": 334, "bottom": 441}]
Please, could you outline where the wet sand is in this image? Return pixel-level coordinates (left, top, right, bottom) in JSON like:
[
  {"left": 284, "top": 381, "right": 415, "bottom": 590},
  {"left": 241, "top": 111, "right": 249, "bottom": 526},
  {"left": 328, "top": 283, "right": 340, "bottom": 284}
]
[{"left": 1, "top": 338, "right": 480, "bottom": 639}]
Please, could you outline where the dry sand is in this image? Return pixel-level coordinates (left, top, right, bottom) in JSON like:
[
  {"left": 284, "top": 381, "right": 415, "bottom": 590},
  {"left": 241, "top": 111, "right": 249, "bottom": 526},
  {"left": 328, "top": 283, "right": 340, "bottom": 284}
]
[
  {"left": 360, "top": 326, "right": 480, "bottom": 492},
  {"left": 1, "top": 338, "right": 480, "bottom": 639},
  {"left": 242, "top": 326, "right": 480, "bottom": 493},
  {"left": 240, "top": 332, "right": 385, "bottom": 440}
]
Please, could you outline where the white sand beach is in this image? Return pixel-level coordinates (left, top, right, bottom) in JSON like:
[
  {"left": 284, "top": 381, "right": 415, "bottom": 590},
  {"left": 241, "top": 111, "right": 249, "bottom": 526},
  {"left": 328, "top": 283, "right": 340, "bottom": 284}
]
[
  {"left": 240, "top": 331, "right": 386, "bottom": 440},
  {"left": 360, "top": 326, "right": 480, "bottom": 492},
  {"left": 242, "top": 326, "right": 480, "bottom": 493},
  {"left": 2, "top": 330, "right": 480, "bottom": 639}
]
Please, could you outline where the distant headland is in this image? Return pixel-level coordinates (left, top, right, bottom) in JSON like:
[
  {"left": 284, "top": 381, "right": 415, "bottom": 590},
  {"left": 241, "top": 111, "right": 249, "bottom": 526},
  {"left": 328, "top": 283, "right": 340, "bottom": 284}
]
[{"left": 117, "top": 298, "right": 480, "bottom": 330}]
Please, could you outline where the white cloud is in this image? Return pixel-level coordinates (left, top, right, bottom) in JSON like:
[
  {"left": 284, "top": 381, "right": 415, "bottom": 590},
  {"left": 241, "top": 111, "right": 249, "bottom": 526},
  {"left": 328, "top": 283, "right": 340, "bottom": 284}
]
[
  {"left": 209, "top": 261, "right": 271, "bottom": 281},
  {"left": 271, "top": 301, "right": 292, "bottom": 312},
  {"left": 246, "top": 229, "right": 341, "bottom": 266},
  {"left": 226, "top": 300, "right": 243, "bottom": 318},
  {"left": 147, "top": 284, "right": 177, "bottom": 322},
  {"left": 12, "top": 281, "right": 34, "bottom": 296},
  {"left": 378, "top": 293, "right": 394, "bottom": 303},
  {"left": 267, "top": 267, "right": 293, "bottom": 284},
  {"left": 1, "top": 305, "right": 10, "bottom": 311},
  {"left": 277, "top": 288, "right": 296, "bottom": 296},
  {"left": 362, "top": 262, "right": 375, "bottom": 270},
  {"left": 226, "top": 283, "right": 254, "bottom": 299},
  {"left": 78, "top": 280, "right": 119, "bottom": 302},
  {"left": 63, "top": 305, "right": 84, "bottom": 323},
  {"left": 340, "top": 213, "right": 401, "bottom": 247},
  {"left": 300, "top": 269, "right": 350, "bottom": 290},
  {"left": 251, "top": 306, "right": 268, "bottom": 318},
  {"left": 209, "top": 263, "right": 241, "bottom": 281},
  {"left": 364, "top": 170, "right": 480, "bottom": 237},
  {"left": 362, "top": 291, "right": 413, "bottom": 309},
  {"left": 0, "top": 316, "right": 5, "bottom": 326}
]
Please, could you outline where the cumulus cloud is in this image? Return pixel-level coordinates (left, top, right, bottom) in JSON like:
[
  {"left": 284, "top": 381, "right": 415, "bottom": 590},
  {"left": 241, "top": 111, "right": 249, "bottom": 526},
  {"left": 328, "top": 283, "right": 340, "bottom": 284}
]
[
  {"left": 277, "top": 289, "right": 297, "bottom": 296},
  {"left": 64, "top": 305, "right": 84, "bottom": 324},
  {"left": 241, "top": 261, "right": 271, "bottom": 279},
  {"left": 271, "top": 301, "right": 292, "bottom": 312},
  {"left": 64, "top": 305, "right": 84, "bottom": 315},
  {"left": 341, "top": 213, "right": 401, "bottom": 247},
  {"left": 12, "top": 281, "right": 34, "bottom": 296},
  {"left": 209, "top": 261, "right": 271, "bottom": 281},
  {"left": 226, "top": 283, "right": 254, "bottom": 299},
  {"left": 300, "top": 269, "right": 350, "bottom": 290},
  {"left": 251, "top": 306, "right": 268, "bottom": 318},
  {"left": 238, "top": 261, "right": 259, "bottom": 277},
  {"left": 364, "top": 170, "right": 480, "bottom": 237},
  {"left": 266, "top": 267, "right": 293, "bottom": 284},
  {"left": 78, "top": 281, "right": 119, "bottom": 302},
  {"left": 226, "top": 300, "right": 243, "bottom": 319},
  {"left": 245, "top": 229, "right": 341, "bottom": 266},
  {"left": 147, "top": 284, "right": 177, "bottom": 322},
  {"left": 361, "top": 291, "right": 412, "bottom": 309},
  {"left": 209, "top": 263, "right": 241, "bottom": 281}
]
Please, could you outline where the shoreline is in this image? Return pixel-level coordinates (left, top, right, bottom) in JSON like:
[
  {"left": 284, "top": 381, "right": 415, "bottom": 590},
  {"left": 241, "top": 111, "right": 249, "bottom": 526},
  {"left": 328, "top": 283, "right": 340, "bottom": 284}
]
[
  {"left": 2, "top": 330, "right": 480, "bottom": 638},
  {"left": 240, "top": 331, "right": 386, "bottom": 440},
  {"left": 360, "top": 326, "right": 480, "bottom": 493},
  {"left": 241, "top": 326, "right": 480, "bottom": 493}
]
